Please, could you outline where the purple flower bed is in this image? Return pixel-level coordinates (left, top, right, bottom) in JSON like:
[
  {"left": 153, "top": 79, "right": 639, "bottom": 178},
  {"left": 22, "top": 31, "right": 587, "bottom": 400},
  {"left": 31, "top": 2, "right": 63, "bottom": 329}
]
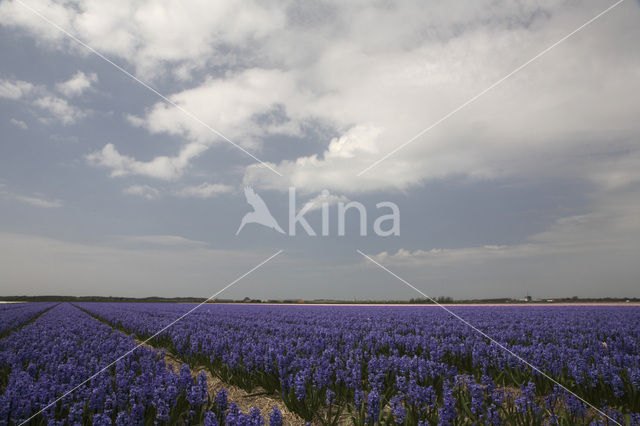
[
  {"left": 76, "top": 303, "right": 640, "bottom": 424},
  {"left": 0, "top": 302, "right": 56, "bottom": 337},
  {"left": 0, "top": 303, "right": 270, "bottom": 425}
]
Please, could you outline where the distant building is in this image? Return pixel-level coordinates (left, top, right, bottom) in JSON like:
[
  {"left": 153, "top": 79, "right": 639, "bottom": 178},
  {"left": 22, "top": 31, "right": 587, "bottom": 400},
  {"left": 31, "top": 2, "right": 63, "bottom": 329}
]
[{"left": 519, "top": 292, "right": 532, "bottom": 302}]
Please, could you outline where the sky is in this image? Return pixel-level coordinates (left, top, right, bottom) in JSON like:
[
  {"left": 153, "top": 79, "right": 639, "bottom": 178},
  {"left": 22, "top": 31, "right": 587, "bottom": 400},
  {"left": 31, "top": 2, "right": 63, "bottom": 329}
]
[{"left": 0, "top": 0, "right": 639, "bottom": 300}]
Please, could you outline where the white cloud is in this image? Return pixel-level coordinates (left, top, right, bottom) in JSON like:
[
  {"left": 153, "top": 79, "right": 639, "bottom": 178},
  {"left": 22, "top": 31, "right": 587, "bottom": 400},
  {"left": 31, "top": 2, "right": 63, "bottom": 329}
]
[
  {"left": 75, "top": 0, "right": 634, "bottom": 195},
  {"left": 122, "top": 184, "right": 160, "bottom": 199},
  {"left": 56, "top": 71, "right": 97, "bottom": 97},
  {"left": 112, "top": 234, "right": 207, "bottom": 248},
  {"left": 373, "top": 245, "right": 537, "bottom": 267},
  {"left": 125, "top": 113, "right": 145, "bottom": 127},
  {"left": 122, "top": 182, "right": 234, "bottom": 199},
  {"left": 33, "top": 96, "right": 86, "bottom": 125},
  {"left": 5, "top": 0, "right": 640, "bottom": 201},
  {"left": 8, "top": 0, "right": 637, "bottom": 196},
  {"left": 175, "top": 182, "right": 233, "bottom": 199},
  {"left": 13, "top": 194, "right": 62, "bottom": 208},
  {"left": 244, "top": 125, "right": 390, "bottom": 193},
  {"left": 0, "top": 185, "right": 62, "bottom": 208},
  {"left": 0, "top": 78, "right": 33, "bottom": 99},
  {"left": 14, "top": 195, "right": 62, "bottom": 209},
  {"left": 9, "top": 118, "right": 27, "bottom": 129},
  {"left": 242, "top": 3, "right": 640, "bottom": 194},
  {"left": 90, "top": 68, "right": 301, "bottom": 179},
  {"left": 86, "top": 142, "right": 208, "bottom": 180},
  {"left": 0, "top": 77, "right": 88, "bottom": 125},
  {"left": 303, "top": 190, "right": 349, "bottom": 212},
  {"left": 0, "top": 0, "right": 285, "bottom": 78},
  {"left": 136, "top": 68, "right": 300, "bottom": 147}
]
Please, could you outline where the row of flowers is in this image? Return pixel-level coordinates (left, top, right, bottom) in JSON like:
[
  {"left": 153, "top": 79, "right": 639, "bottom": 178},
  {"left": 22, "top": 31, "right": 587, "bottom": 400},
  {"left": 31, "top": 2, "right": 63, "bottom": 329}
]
[
  {"left": 0, "top": 302, "right": 56, "bottom": 337},
  {"left": 0, "top": 303, "right": 282, "bottom": 425},
  {"left": 77, "top": 303, "right": 640, "bottom": 424}
]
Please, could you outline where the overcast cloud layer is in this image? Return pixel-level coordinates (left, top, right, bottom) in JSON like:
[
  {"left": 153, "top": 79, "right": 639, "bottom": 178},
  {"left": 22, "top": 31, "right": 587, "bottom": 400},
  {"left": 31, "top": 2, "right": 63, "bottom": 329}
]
[{"left": 1, "top": 0, "right": 639, "bottom": 300}]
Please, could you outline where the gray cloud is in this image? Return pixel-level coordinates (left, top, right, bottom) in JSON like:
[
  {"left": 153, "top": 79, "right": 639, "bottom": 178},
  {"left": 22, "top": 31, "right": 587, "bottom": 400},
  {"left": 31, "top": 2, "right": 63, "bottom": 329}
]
[
  {"left": 1, "top": 0, "right": 639, "bottom": 299},
  {"left": 9, "top": 118, "right": 27, "bottom": 129},
  {"left": 0, "top": 184, "right": 62, "bottom": 208},
  {"left": 0, "top": 78, "right": 33, "bottom": 99}
]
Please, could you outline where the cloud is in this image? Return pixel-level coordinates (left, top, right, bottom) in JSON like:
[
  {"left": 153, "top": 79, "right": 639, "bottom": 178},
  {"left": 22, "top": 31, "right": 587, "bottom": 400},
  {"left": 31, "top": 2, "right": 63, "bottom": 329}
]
[
  {"left": 0, "top": 185, "right": 62, "bottom": 208},
  {"left": 303, "top": 190, "right": 349, "bottom": 212},
  {"left": 361, "top": 190, "right": 640, "bottom": 298},
  {"left": 86, "top": 142, "right": 208, "bottom": 180},
  {"left": 0, "top": 77, "right": 89, "bottom": 125},
  {"left": 2, "top": 0, "right": 639, "bottom": 300},
  {"left": 12, "top": 194, "right": 62, "bottom": 208},
  {"left": 127, "top": 68, "right": 300, "bottom": 152},
  {"left": 56, "top": 71, "right": 97, "bottom": 97},
  {"left": 33, "top": 95, "right": 87, "bottom": 125},
  {"left": 589, "top": 150, "right": 640, "bottom": 190},
  {"left": 122, "top": 184, "right": 160, "bottom": 199},
  {"left": 125, "top": 113, "right": 145, "bottom": 127},
  {"left": 122, "top": 182, "right": 234, "bottom": 199},
  {"left": 243, "top": 4, "right": 640, "bottom": 194},
  {"left": 0, "top": 232, "right": 276, "bottom": 297},
  {"left": 0, "top": 0, "right": 285, "bottom": 78},
  {"left": 371, "top": 189, "right": 640, "bottom": 269},
  {"left": 372, "top": 245, "right": 536, "bottom": 267},
  {"left": 249, "top": 2, "right": 640, "bottom": 195},
  {"left": 8, "top": 0, "right": 639, "bottom": 196},
  {"left": 0, "top": 78, "right": 33, "bottom": 99},
  {"left": 111, "top": 234, "right": 207, "bottom": 248},
  {"left": 244, "top": 125, "right": 388, "bottom": 193},
  {"left": 9, "top": 118, "right": 28, "bottom": 129},
  {"left": 90, "top": 68, "right": 303, "bottom": 180},
  {"left": 175, "top": 182, "right": 233, "bottom": 199}
]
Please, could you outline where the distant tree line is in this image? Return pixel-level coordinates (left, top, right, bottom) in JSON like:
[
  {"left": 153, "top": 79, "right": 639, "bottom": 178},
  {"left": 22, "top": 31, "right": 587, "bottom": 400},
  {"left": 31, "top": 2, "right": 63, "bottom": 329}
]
[
  {"left": 409, "top": 297, "right": 454, "bottom": 304},
  {"left": 1, "top": 295, "right": 638, "bottom": 304}
]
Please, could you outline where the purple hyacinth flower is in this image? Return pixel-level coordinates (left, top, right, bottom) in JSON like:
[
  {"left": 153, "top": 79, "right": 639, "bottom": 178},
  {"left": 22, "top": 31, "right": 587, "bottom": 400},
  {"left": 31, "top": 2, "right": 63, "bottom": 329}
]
[{"left": 269, "top": 406, "right": 283, "bottom": 426}]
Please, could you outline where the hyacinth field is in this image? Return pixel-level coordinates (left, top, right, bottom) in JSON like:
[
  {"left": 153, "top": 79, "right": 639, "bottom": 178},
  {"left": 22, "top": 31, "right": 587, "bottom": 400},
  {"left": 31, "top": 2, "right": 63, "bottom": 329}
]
[{"left": 1, "top": 303, "right": 639, "bottom": 425}]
